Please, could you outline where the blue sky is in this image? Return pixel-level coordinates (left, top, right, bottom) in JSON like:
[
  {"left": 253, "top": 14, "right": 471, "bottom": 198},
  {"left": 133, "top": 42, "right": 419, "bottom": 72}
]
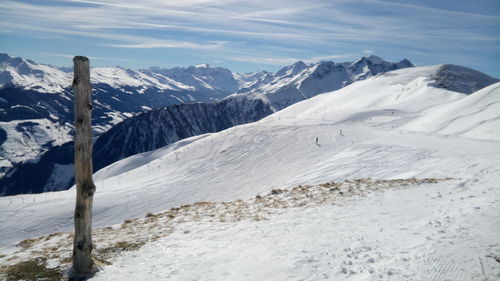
[{"left": 1, "top": 0, "right": 499, "bottom": 77}]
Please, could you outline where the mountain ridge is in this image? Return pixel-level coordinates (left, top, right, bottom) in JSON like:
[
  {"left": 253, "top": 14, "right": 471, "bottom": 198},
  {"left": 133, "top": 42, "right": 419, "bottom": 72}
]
[
  {"left": 1, "top": 62, "right": 498, "bottom": 248},
  {"left": 0, "top": 53, "right": 418, "bottom": 178},
  {"left": 1, "top": 53, "right": 498, "bottom": 196},
  {"left": 0, "top": 97, "right": 273, "bottom": 195},
  {"left": 0, "top": 53, "right": 267, "bottom": 177},
  {"left": 233, "top": 55, "right": 416, "bottom": 110}
]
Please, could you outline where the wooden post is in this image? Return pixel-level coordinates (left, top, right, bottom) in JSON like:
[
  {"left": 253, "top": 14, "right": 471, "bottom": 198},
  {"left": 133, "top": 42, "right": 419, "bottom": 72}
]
[{"left": 72, "top": 56, "right": 95, "bottom": 276}]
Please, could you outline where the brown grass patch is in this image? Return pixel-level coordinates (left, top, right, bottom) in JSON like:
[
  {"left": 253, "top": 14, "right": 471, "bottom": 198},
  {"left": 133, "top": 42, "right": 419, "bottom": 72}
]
[
  {"left": 17, "top": 238, "right": 39, "bottom": 249},
  {"left": 194, "top": 201, "right": 214, "bottom": 206},
  {"left": 2, "top": 257, "right": 62, "bottom": 281},
  {"left": 95, "top": 241, "right": 146, "bottom": 262}
]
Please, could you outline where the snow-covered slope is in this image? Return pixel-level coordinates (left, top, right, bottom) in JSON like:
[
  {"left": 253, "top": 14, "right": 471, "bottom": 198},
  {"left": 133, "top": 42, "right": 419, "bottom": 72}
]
[
  {"left": 91, "top": 67, "right": 191, "bottom": 92},
  {"left": 91, "top": 178, "right": 499, "bottom": 281},
  {"left": 1, "top": 63, "right": 498, "bottom": 241},
  {"left": 4, "top": 54, "right": 493, "bottom": 181},
  {"left": 0, "top": 53, "right": 255, "bottom": 96},
  {"left": 0, "top": 97, "right": 272, "bottom": 195},
  {"left": 87, "top": 66, "right": 500, "bottom": 198},
  {"left": 234, "top": 55, "right": 416, "bottom": 110},
  {"left": 403, "top": 82, "right": 500, "bottom": 140},
  {"left": 274, "top": 65, "right": 499, "bottom": 141},
  {"left": 0, "top": 63, "right": 499, "bottom": 280},
  {"left": 0, "top": 54, "right": 421, "bottom": 189},
  {"left": 0, "top": 54, "right": 70, "bottom": 93},
  {"left": 233, "top": 71, "right": 270, "bottom": 89},
  {"left": 145, "top": 64, "right": 240, "bottom": 96},
  {"left": 0, "top": 54, "right": 263, "bottom": 177}
]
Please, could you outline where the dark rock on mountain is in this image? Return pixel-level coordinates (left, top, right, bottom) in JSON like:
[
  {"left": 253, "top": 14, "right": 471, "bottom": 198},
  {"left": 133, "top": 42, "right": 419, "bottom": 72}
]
[{"left": 432, "top": 64, "right": 499, "bottom": 94}]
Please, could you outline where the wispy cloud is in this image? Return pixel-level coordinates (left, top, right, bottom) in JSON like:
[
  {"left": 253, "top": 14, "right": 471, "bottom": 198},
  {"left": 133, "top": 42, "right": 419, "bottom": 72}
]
[
  {"left": 225, "top": 52, "right": 360, "bottom": 66},
  {"left": 105, "top": 41, "right": 227, "bottom": 49},
  {"left": 1, "top": 0, "right": 498, "bottom": 74},
  {"left": 308, "top": 54, "right": 358, "bottom": 62},
  {"left": 40, "top": 52, "right": 141, "bottom": 63},
  {"left": 0, "top": 22, "right": 225, "bottom": 50},
  {"left": 3, "top": 0, "right": 498, "bottom": 46},
  {"left": 370, "top": 0, "right": 500, "bottom": 20}
]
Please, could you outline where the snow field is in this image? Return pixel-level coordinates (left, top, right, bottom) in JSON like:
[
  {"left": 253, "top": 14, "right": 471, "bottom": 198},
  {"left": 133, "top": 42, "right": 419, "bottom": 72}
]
[
  {"left": 91, "top": 174, "right": 499, "bottom": 281},
  {"left": 0, "top": 64, "right": 499, "bottom": 280},
  {"left": 1, "top": 67, "right": 499, "bottom": 247},
  {"left": 6, "top": 177, "right": 488, "bottom": 281},
  {"left": 0, "top": 118, "right": 72, "bottom": 174}
]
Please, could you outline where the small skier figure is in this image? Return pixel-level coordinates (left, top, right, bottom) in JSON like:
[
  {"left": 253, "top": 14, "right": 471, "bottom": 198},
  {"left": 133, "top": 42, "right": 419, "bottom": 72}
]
[
  {"left": 339, "top": 129, "right": 344, "bottom": 136},
  {"left": 315, "top": 137, "right": 319, "bottom": 144}
]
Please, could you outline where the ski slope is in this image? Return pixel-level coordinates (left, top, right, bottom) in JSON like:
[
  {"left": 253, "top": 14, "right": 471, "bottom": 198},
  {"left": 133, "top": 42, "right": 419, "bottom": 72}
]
[
  {"left": 92, "top": 178, "right": 499, "bottom": 281},
  {"left": 402, "top": 82, "right": 500, "bottom": 141},
  {"left": 0, "top": 65, "right": 499, "bottom": 280}
]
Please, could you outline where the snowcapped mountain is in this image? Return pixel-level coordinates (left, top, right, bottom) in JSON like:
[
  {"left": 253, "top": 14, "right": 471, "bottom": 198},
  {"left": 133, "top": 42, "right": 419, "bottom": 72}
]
[
  {"left": 0, "top": 97, "right": 272, "bottom": 195},
  {"left": 1, "top": 53, "right": 497, "bottom": 195},
  {"left": 233, "top": 71, "right": 270, "bottom": 89},
  {"left": 145, "top": 64, "right": 240, "bottom": 96},
  {"left": 1, "top": 62, "right": 499, "bottom": 280},
  {"left": 0, "top": 53, "right": 400, "bottom": 180},
  {"left": 0, "top": 53, "right": 264, "bottom": 177},
  {"left": 1, "top": 62, "right": 498, "bottom": 237},
  {"left": 234, "top": 55, "right": 416, "bottom": 110},
  {"left": 92, "top": 96, "right": 272, "bottom": 170},
  {"left": 275, "top": 64, "right": 498, "bottom": 118},
  {"left": 275, "top": 60, "right": 308, "bottom": 77},
  {"left": 0, "top": 62, "right": 500, "bottom": 280},
  {"left": 0, "top": 54, "right": 70, "bottom": 93},
  {"left": 0, "top": 53, "right": 257, "bottom": 96},
  {"left": 83, "top": 65, "right": 499, "bottom": 206},
  {"left": 402, "top": 81, "right": 500, "bottom": 140}
]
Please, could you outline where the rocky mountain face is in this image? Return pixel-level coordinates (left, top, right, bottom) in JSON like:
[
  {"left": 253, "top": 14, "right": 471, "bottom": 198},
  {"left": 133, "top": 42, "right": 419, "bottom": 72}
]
[
  {"left": 0, "top": 97, "right": 272, "bottom": 195},
  {"left": 430, "top": 64, "right": 499, "bottom": 94}
]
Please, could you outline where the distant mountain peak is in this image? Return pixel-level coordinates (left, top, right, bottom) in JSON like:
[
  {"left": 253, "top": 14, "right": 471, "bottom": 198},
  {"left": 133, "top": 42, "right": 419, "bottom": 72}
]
[
  {"left": 292, "top": 60, "right": 307, "bottom": 67},
  {"left": 397, "top": 58, "right": 414, "bottom": 68},
  {"left": 237, "top": 55, "right": 418, "bottom": 110},
  {"left": 0, "top": 53, "right": 13, "bottom": 63},
  {"left": 275, "top": 60, "right": 308, "bottom": 77},
  {"left": 194, "top": 63, "right": 210, "bottom": 68},
  {"left": 351, "top": 55, "right": 391, "bottom": 67},
  {"left": 365, "top": 55, "right": 386, "bottom": 64}
]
